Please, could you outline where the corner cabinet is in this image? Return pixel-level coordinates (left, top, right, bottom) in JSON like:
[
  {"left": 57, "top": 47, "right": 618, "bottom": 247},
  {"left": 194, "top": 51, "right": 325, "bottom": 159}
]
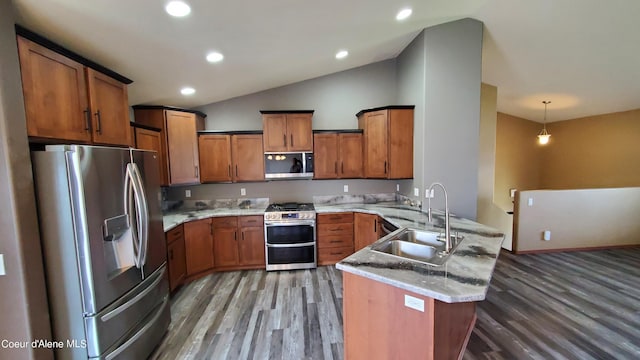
[
  {"left": 17, "top": 35, "right": 132, "bottom": 146},
  {"left": 198, "top": 132, "right": 264, "bottom": 183},
  {"left": 357, "top": 106, "right": 414, "bottom": 179},
  {"left": 133, "top": 106, "right": 206, "bottom": 186},
  {"left": 261, "top": 111, "right": 313, "bottom": 152},
  {"left": 313, "top": 131, "right": 363, "bottom": 179}
]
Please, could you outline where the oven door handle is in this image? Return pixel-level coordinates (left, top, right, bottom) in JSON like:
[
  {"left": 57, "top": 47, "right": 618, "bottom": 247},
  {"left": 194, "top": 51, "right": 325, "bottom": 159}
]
[
  {"left": 266, "top": 242, "right": 316, "bottom": 248},
  {"left": 264, "top": 221, "right": 316, "bottom": 227}
]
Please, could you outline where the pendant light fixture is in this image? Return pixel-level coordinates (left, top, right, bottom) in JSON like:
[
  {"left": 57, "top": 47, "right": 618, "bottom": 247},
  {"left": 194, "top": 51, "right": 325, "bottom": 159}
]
[{"left": 538, "top": 100, "right": 551, "bottom": 145}]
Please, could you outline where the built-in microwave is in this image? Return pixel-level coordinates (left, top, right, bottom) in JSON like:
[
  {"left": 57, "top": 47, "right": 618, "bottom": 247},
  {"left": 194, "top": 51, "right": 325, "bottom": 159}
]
[{"left": 264, "top": 152, "right": 313, "bottom": 179}]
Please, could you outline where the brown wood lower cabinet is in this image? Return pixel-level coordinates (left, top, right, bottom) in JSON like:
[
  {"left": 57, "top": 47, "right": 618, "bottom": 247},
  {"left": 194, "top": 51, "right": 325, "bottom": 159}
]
[
  {"left": 343, "top": 272, "right": 476, "bottom": 360},
  {"left": 354, "top": 212, "right": 380, "bottom": 251},
  {"left": 166, "top": 225, "right": 186, "bottom": 291},
  {"left": 317, "top": 212, "right": 354, "bottom": 265},
  {"left": 238, "top": 216, "right": 266, "bottom": 267},
  {"left": 212, "top": 217, "right": 240, "bottom": 268},
  {"left": 214, "top": 216, "right": 266, "bottom": 270},
  {"left": 184, "top": 218, "right": 214, "bottom": 276}
]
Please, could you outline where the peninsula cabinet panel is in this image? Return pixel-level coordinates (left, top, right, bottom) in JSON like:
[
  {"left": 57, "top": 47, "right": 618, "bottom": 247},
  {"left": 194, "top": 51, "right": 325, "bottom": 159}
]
[
  {"left": 354, "top": 212, "right": 378, "bottom": 251},
  {"left": 262, "top": 112, "right": 313, "bottom": 152},
  {"left": 358, "top": 107, "right": 414, "bottom": 179},
  {"left": 231, "top": 134, "right": 265, "bottom": 182},
  {"left": 166, "top": 110, "right": 201, "bottom": 185},
  {"left": 184, "top": 218, "right": 214, "bottom": 276},
  {"left": 199, "top": 134, "right": 232, "bottom": 182},
  {"left": 85, "top": 68, "right": 132, "bottom": 146}
]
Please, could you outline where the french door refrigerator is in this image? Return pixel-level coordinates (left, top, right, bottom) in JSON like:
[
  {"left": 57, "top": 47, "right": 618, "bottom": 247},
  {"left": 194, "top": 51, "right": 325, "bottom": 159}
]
[{"left": 32, "top": 145, "right": 170, "bottom": 360}]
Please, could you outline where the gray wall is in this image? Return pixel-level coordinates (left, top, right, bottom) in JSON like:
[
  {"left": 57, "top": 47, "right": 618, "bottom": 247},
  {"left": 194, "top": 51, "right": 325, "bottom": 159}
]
[
  {"left": 0, "top": 2, "right": 53, "bottom": 358},
  {"left": 396, "top": 19, "right": 483, "bottom": 220},
  {"left": 196, "top": 59, "right": 397, "bottom": 131},
  {"left": 166, "top": 59, "right": 402, "bottom": 201}
]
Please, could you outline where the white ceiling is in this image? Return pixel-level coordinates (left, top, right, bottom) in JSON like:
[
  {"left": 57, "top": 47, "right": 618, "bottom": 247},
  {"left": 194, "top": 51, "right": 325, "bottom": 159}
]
[{"left": 11, "top": 0, "right": 640, "bottom": 122}]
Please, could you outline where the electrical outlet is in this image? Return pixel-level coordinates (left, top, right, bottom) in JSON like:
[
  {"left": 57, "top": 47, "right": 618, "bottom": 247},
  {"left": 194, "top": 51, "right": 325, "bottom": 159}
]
[
  {"left": 510, "top": 188, "right": 516, "bottom": 198},
  {"left": 528, "top": 197, "right": 533, "bottom": 206},
  {"left": 0, "top": 254, "right": 5, "bottom": 276},
  {"left": 396, "top": 183, "right": 400, "bottom": 192},
  {"left": 414, "top": 187, "right": 419, "bottom": 197},
  {"left": 241, "top": 188, "right": 246, "bottom": 196},
  {"left": 404, "top": 294, "right": 424, "bottom": 312},
  {"left": 543, "top": 230, "right": 551, "bottom": 241},
  {"left": 426, "top": 189, "right": 434, "bottom": 198},
  {"left": 343, "top": 185, "right": 349, "bottom": 193},
  {"left": 185, "top": 189, "right": 191, "bottom": 198}
]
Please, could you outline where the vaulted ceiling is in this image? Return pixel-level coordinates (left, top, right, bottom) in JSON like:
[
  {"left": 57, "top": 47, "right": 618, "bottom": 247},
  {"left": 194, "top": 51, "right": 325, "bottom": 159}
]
[{"left": 12, "top": 0, "right": 640, "bottom": 122}]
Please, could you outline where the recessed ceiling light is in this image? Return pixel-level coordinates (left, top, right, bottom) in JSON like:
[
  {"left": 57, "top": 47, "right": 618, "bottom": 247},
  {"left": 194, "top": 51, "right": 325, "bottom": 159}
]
[
  {"left": 335, "top": 50, "right": 349, "bottom": 59},
  {"left": 206, "top": 52, "right": 224, "bottom": 63},
  {"left": 396, "top": 8, "right": 412, "bottom": 21},
  {"left": 180, "top": 87, "right": 195, "bottom": 95},
  {"left": 166, "top": 1, "right": 191, "bottom": 17}
]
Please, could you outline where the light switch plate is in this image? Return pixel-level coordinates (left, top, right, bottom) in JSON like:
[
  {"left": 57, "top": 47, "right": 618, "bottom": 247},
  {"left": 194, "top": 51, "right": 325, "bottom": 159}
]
[
  {"left": 241, "top": 188, "right": 246, "bottom": 196},
  {"left": 528, "top": 197, "right": 533, "bottom": 206},
  {"left": 0, "top": 254, "right": 5, "bottom": 276},
  {"left": 404, "top": 294, "right": 424, "bottom": 312},
  {"left": 414, "top": 187, "right": 419, "bottom": 197},
  {"left": 396, "top": 183, "right": 400, "bottom": 192},
  {"left": 343, "top": 185, "right": 349, "bottom": 193},
  {"left": 185, "top": 190, "right": 191, "bottom": 198}
]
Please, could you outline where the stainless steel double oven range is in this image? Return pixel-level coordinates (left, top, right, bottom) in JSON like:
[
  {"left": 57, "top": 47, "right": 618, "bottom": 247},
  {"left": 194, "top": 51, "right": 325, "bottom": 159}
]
[{"left": 264, "top": 203, "right": 316, "bottom": 271}]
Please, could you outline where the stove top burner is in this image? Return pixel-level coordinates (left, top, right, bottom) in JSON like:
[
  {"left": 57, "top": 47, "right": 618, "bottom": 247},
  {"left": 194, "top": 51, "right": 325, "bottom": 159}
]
[{"left": 266, "top": 202, "right": 315, "bottom": 212}]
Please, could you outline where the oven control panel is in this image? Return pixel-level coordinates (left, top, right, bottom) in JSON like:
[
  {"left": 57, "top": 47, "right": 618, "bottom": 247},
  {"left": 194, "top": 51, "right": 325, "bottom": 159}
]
[{"left": 264, "top": 211, "right": 316, "bottom": 221}]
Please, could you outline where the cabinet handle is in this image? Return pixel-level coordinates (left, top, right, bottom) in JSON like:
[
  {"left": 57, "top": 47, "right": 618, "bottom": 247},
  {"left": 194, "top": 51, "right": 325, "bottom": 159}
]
[
  {"left": 235, "top": 165, "right": 238, "bottom": 177},
  {"left": 169, "top": 249, "right": 174, "bottom": 260},
  {"left": 384, "top": 161, "right": 387, "bottom": 174},
  {"left": 228, "top": 165, "right": 231, "bottom": 177},
  {"left": 210, "top": 224, "right": 213, "bottom": 235},
  {"left": 234, "top": 231, "right": 237, "bottom": 240},
  {"left": 283, "top": 134, "right": 287, "bottom": 147},
  {"left": 195, "top": 166, "right": 199, "bottom": 177},
  {"left": 83, "top": 109, "right": 91, "bottom": 131},
  {"left": 374, "top": 219, "right": 377, "bottom": 233},
  {"left": 290, "top": 134, "right": 294, "bottom": 147},
  {"left": 242, "top": 232, "right": 245, "bottom": 240},
  {"left": 329, "top": 240, "right": 342, "bottom": 243},
  {"left": 334, "top": 162, "right": 337, "bottom": 175},
  {"left": 341, "top": 162, "right": 344, "bottom": 174},
  {"left": 94, "top": 110, "right": 102, "bottom": 134},
  {"left": 330, "top": 252, "right": 342, "bottom": 256},
  {"left": 329, "top": 216, "right": 341, "bottom": 220}
]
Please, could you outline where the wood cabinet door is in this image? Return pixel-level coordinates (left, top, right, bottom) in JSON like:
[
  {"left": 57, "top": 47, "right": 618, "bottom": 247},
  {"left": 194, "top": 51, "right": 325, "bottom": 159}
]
[
  {"left": 354, "top": 212, "right": 378, "bottom": 251},
  {"left": 360, "top": 111, "right": 388, "bottom": 178},
  {"left": 286, "top": 113, "right": 313, "bottom": 151},
  {"left": 388, "top": 109, "right": 414, "bottom": 179},
  {"left": 313, "top": 133, "right": 338, "bottom": 179},
  {"left": 199, "top": 134, "right": 232, "bottom": 182},
  {"left": 166, "top": 110, "right": 200, "bottom": 184},
  {"left": 262, "top": 114, "right": 288, "bottom": 152},
  {"left": 184, "top": 219, "right": 214, "bottom": 276},
  {"left": 232, "top": 134, "right": 264, "bottom": 182},
  {"left": 167, "top": 232, "right": 186, "bottom": 291},
  {"left": 86, "top": 68, "right": 131, "bottom": 146},
  {"left": 17, "top": 36, "right": 92, "bottom": 143},
  {"left": 239, "top": 226, "right": 266, "bottom": 267},
  {"left": 135, "top": 127, "right": 166, "bottom": 182},
  {"left": 213, "top": 217, "right": 239, "bottom": 268},
  {"left": 339, "top": 133, "right": 363, "bottom": 178}
]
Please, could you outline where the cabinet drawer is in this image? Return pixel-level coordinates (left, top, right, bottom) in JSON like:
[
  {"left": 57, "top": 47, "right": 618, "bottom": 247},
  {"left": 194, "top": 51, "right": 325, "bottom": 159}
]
[
  {"left": 166, "top": 224, "right": 184, "bottom": 245},
  {"left": 318, "top": 245, "right": 354, "bottom": 264},
  {"left": 317, "top": 212, "right": 354, "bottom": 224},
  {"left": 239, "top": 215, "right": 263, "bottom": 228},
  {"left": 212, "top": 216, "right": 238, "bottom": 228},
  {"left": 317, "top": 234, "right": 353, "bottom": 249},
  {"left": 317, "top": 223, "right": 353, "bottom": 237}
]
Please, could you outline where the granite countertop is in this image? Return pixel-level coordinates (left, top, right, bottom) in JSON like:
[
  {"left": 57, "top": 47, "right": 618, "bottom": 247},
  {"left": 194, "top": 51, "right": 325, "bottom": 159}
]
[
  {"left": 317, "top": 202, "right": 504, "bottom": 303},
  {"left": 162, "top": 194, "right": 504, "bottom": 303}
]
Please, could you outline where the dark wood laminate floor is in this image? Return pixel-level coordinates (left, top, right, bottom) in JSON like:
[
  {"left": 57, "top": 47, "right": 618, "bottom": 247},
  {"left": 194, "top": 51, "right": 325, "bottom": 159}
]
[{"left": 151, "top": 248, "right": 640, "bottom": 360}]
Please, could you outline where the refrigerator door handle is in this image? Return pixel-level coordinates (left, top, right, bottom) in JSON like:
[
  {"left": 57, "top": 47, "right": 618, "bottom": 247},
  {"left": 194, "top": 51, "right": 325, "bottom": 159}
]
[
  {"left": 131, "top": 163, "right": 149, "bottom": 268},
  {"left": 129, "top": 164, "right": 145, "bottom": 271},
  {"left": 124, "top": 164, "right": 140, "bottom": 268}
]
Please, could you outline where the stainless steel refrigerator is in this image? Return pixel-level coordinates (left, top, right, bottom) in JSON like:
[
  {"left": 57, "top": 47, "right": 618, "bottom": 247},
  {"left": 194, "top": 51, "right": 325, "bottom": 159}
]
[{"left": 32, "top": 145, "right": 170, "bottom": 359}]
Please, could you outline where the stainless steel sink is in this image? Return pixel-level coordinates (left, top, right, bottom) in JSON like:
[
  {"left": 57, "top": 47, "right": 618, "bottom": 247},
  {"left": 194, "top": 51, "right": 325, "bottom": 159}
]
[{"left": 371, "top": 228, "right": 463, "bottom": 266}]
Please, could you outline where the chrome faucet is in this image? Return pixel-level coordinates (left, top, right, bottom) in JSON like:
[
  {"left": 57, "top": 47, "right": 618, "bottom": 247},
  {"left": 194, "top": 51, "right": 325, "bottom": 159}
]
[{"left": 427, "top": 182, "right": 452, "bottom": 253}]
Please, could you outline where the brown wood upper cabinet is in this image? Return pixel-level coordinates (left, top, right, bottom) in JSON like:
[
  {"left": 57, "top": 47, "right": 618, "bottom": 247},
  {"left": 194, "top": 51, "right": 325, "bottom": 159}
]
[
  {"left": 17, "top": 36, "right": 131, "bottom": 146},
  {"left": 133, "top": 125, "right": 165, "bottom": 181},
  {"left": 262, "top": 111, "right": 313, "bottom": 152},
  {"left": 357, "top": 106, "right": 414, "bottom": 179},
  {"left": 133, "top": 106, "right": 205, "bottom": 186},
  {"left": 199, "top": 133, "right": 265, "bottom": 183},
  {"left": 314, "top": 132, "right": 363, "bottom": 179}
]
